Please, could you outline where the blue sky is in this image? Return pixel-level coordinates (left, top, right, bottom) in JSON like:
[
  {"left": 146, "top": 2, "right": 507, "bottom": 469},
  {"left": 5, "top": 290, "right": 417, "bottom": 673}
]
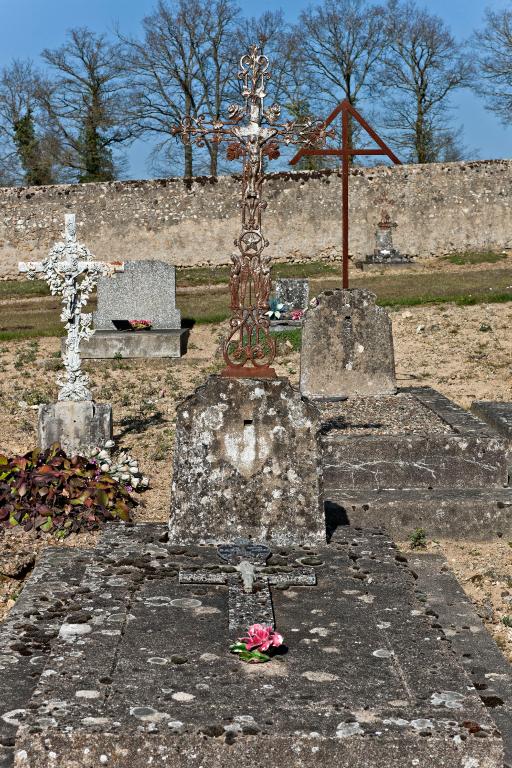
[{"left": 1, "top": 0, "right": 511, "bottom": 178}]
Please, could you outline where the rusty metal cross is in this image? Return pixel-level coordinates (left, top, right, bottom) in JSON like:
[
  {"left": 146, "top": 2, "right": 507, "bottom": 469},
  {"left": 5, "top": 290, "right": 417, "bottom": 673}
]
[
  {"left": 173, "top": 45, "right": 330, "bottom": 378},
  {"left": 289, "top": 99, "right": 401, "bottom": 289}
]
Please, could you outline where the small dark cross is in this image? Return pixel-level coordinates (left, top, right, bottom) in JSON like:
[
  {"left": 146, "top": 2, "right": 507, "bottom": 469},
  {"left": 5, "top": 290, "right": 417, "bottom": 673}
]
[
  {"left": 289, "top": 99, "right": 401, "bottom": 290},
  {"left": 179, "top": 542, "right": 316, "bottom": 633}
]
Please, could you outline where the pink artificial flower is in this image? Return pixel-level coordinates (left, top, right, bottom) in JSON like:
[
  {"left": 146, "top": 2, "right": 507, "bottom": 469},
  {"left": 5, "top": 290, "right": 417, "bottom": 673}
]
[
  {"left": 241, "top": 624, "right": 284, "bottom": 652},
  {"left": 291, "top": 309, "right": 305, "bottom": 321}
]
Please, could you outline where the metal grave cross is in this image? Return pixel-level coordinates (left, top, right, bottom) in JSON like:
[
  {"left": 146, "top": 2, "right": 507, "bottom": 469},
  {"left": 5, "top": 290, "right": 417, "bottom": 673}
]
[
  {"left": 179, "top": 542, "right": 316, "bottom": 633},
  {"left": 289, "top": 99, "right": 401, "bottom": 289},
  {"left": 19, "top": 214, "right": 124, "bottom": 402},
  {"left": 173, "top": 44, "right": 331, "bottom": 379}
]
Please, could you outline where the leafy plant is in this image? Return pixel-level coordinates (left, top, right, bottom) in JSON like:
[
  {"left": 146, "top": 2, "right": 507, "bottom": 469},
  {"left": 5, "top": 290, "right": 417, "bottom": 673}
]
[
  {"left": 0, "top": 444, "right": 136, "bottom": 537},
  {"left": 501, "top": 615, "right": 512, "bottom": 628},
  {"left": 410, "top": 527, "right": 427, "bottom": 549}
]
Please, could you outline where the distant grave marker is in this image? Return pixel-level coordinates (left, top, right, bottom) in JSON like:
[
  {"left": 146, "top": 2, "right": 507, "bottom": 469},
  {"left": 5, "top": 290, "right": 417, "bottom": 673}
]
[{"left": 356, "top": 211, "right": 414, "bottom": 270}]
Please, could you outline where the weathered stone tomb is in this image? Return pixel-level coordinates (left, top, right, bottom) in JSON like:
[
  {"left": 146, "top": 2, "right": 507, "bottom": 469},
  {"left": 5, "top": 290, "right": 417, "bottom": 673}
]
[
  {"left": 169, "top": 375, "right": 323, "bottom": 546},
  {"left": 0, "top": 522, "right": 506, "bottom": 767}
]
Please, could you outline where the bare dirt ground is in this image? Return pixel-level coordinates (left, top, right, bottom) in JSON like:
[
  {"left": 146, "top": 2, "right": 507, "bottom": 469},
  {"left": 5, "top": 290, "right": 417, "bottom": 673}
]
[{"left": 0, "top": 300, "right": 511, "bottom": 658}]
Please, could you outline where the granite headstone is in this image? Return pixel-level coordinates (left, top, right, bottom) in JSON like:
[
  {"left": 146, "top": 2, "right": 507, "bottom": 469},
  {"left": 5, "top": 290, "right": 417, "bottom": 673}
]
[
  {"left": 93, "top": 260, "right": 181, "bottom": 330},
  {"left": 81, "top": 260, "right": 186, "bottom": 358}
]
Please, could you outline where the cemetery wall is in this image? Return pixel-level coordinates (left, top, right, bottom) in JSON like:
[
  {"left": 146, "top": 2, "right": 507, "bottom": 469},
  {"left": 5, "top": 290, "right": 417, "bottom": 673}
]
[{"left": 1, "top": 158, "right": 512, "bottom": 278}]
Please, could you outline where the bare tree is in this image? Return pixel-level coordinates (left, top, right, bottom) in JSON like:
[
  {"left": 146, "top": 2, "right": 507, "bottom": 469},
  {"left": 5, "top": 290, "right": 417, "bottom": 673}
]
[
  {"left": 472, "top": 7, "right": 512, "bottom": 126},
  {"left": 41, "top": 28, "right": 131, "bottom": 182},
  {"left": 121, "top": 0, "right": 239, "bottom": 178},
  {"left": 120, "top": 0, "right": 203, "bottom": 178},
  {"left": 292, "top": 0, "right": 388, "bottom": 150},
  {"left": 190, "top": 0, "right": 240, "bottom": 176},
  {"left": 0, "top": 60, "right": 56, "bottom": 186},
  {"left": 380, "top": 1, "right": 471, "bottom": 163}
]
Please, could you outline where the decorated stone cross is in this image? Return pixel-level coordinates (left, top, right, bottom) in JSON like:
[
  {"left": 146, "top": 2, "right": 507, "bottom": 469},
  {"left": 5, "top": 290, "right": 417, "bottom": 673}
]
[
  {"left": 19, "top": 214, "right": 124, "bottom": 402},
  {"left": 179, "top": 542, "right": 316, "bottom": 632}
]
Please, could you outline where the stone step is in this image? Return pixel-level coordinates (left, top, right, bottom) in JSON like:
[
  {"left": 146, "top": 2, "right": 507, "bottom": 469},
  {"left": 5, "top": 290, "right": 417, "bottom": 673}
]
[
  {"left": 411, "top": 553, "right": 512, "bottom": 768},
  {"left": 321, "top": 433, "right": 508, "bottom": 489},
  {"left": 0, "top": 547, "right": 91, "bottom": 768},
  {"left": 320, "top": 387, "right": 509, "bottom": 490},
  {"left": 324, "top": 488, "right": 512, "bottom": 540}
]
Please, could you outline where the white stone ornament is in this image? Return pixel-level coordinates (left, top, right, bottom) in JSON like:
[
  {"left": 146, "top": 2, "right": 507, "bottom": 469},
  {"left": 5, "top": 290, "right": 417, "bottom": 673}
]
[{"left": 19, "top": 214, "right": 123, "bottom": 402}]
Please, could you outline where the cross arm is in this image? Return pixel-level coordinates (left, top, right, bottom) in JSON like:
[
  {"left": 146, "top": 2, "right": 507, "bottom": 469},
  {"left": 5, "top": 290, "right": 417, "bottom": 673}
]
[
  {"left": 179, "top": 569, "right": 229, "bottom": 586},
  {"left": 266, "top": 567, "right": 317, "bottom": 587},
  {"left": 172, "top": 115, "right": 234, "bottom": 147},
  {"left": 18, "top": 261, "right": 44, "bottom": 273}
]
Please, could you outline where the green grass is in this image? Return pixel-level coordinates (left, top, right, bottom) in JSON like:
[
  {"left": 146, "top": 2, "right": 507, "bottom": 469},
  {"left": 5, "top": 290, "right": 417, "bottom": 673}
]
[
  {"left": 1, "top": 263, "right": 512, "bottom": 340},
  {"left": 177, "top": 260, "right": 339, "bottom": 287},
  {"left": 271, "top": 328, "right": 302, "bottom": 353},
  {"left": 0, "top": 280, "right": 50, "bottom": 298},
  {"left": 442, "top": 251, "right": 507, "bottom": 266},
  {"left": 0, "top": 327, "right": 64, "bottom": 342},
  {"left": 381, "top": 291, "right": 512, "bottom": 308}
]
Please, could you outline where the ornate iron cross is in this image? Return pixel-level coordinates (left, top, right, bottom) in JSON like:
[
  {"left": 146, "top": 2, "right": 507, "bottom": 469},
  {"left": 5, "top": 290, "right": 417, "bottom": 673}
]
[
  {"left": 179, "top": 542, "right": 316, "bottom": 633},
  {"left": 290, "top": 99, "right": 401, "bottom": 289},
  {"left": 173, "top": 45, "right": 330, "bottom": 378},
  {"left": 19, "top": 214, "right": 124, "bottom": 402}
]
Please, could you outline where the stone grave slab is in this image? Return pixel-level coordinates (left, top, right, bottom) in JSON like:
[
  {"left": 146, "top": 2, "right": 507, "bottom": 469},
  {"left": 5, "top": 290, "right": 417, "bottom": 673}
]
[
  {"left": 300, "top": 288, "right": 396, "bottom": 399},
  {"left": 81, "top": 260, "right": 186, "bottom": 359},
  {"left": 472, "top": 401, "right": 512, "bottom": 442},
  {"left": 170, "top": 376, "right": 323, "bottom": 546},
  {"left": 9, "top": 524, "right": 505, "bottom": 768},
  {"left": 320, "top": 387, "right": 512, "bottom": 539},
  {"left": 472, "top": 402, "right": 512, "bottom": 478},
  {"left": 0, "top": 547, "right": 91, "bottom": 768},
  {"left": 411, "top": 552, "right": 512, "bottom": 762}
]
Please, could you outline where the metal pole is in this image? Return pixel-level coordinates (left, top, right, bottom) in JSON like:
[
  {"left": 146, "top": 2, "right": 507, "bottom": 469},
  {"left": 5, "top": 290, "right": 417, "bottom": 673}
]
[{"left": 342, "top": 107, "right": 349, "bottom": 290}]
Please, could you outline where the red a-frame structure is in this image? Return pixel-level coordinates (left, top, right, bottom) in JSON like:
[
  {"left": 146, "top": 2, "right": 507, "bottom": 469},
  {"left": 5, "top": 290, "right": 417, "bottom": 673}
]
[{"left": 289, "top": 99, "right": 401, "bottom": 289}]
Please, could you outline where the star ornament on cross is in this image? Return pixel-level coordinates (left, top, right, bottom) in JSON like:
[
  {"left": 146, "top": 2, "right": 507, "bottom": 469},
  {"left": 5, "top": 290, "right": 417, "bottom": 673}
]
[{"left": 172, "top": 44, "right": 332, "bottom": 379}]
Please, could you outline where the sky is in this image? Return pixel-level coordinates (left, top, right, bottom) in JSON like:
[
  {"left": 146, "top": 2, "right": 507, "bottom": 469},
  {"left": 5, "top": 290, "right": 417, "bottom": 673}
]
[{"left": 1, "top": 0, "right": 511, "bottom": 178}]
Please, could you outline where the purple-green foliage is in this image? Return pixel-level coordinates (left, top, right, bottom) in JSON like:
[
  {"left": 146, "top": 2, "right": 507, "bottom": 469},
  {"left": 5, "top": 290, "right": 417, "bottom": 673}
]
[{"left": 0, "top": 444, "right": 135, "bottom": 536}]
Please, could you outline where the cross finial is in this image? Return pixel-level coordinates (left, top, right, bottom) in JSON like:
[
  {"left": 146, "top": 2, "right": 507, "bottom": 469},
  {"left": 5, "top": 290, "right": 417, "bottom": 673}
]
[{"left": 64, "top": 213, "right": 76, "bottom": 244}]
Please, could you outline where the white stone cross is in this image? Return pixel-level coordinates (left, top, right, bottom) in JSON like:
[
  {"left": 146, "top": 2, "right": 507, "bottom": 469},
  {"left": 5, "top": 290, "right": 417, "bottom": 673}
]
[{"left": 19, "top": 214, "right": 124, "bottom": 402}]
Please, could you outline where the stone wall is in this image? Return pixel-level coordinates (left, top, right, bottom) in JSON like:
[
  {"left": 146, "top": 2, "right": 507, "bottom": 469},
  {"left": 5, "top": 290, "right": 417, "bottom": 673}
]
[{"left": 1, "top": 159, "right": 512, "bottom": 278}]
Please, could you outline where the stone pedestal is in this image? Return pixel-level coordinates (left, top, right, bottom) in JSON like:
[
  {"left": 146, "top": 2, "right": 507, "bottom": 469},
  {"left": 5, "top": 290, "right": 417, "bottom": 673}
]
[
  {"left": 300, "top": 288, "right": 396, "bottom": 400},
  {"left": 79, "top": 329, "right": 186, "bottom": 359},
  {"left": 38, "top": 400, "right": 112, "bottom": 457},
  {"left": 170, "top": 376, "right": 323, "bottom": 546}
]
